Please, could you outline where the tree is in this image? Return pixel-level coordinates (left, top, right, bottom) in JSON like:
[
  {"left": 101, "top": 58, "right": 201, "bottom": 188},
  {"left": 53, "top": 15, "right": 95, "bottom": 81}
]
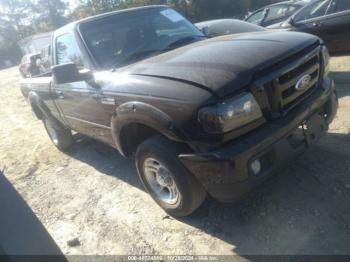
[
  {"left": 71, "top": 0, "right": 282, "bottom": 22},
  {"left": 0, "top": 0, "right": 34, "bottom": 63},
  {"left": 0, "top": 0, "right": 34, "bottom": 39},
  {"left": 32, "top": 0, "right": 69, "bottom": 31},
  {"left": 71, "top": 0, "right": 168, "bottom": 18},
  {"left": 70, "top": 0, "right": 116, "bottom": 19},
  {"left": 0, "top": 0, "right": 69, "bottom": 64},
  {"left": 0, "top": 0, "right": 70, "bottom": 39}
]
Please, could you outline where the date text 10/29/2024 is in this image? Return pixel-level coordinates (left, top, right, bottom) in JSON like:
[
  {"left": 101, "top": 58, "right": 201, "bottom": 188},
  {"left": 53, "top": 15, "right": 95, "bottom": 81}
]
[{"left": 128, "top": 256, "right": 220, "bottom": 261}]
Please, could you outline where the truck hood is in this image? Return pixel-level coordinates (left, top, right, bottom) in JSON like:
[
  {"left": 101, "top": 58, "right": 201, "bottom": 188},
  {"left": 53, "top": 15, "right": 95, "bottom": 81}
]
[{"left": 123, "top": 31, "right": 319, "bottom": 98}]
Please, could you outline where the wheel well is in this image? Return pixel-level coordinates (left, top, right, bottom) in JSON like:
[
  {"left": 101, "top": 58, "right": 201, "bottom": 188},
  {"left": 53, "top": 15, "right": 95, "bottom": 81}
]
[{"left": 120, "top": 123, "right": 163, "bottom": 156}]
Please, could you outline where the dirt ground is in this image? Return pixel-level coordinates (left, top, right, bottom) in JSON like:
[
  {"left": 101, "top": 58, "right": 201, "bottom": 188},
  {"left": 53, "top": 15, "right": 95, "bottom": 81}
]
[{"left": 1, "top": 57, "right": 350, "bottom": 256}]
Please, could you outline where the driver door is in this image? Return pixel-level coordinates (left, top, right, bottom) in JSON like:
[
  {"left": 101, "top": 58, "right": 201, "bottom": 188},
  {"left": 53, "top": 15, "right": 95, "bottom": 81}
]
[
  {"left": 322, "top": 0, "right": 350, "bottom": 55},
  {"left": 293, "top": 0, "right": 350, "bottom": 55},
  {"left": 53, "top": 33, "right": 112, "bottom": 143},
  {"left": 293, "top": 0, "right": 333, "bottom": 42}
]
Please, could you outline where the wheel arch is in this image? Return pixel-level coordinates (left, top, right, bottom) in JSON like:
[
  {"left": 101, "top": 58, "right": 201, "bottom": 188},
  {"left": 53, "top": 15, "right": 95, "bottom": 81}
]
[
  {"left": 28, "top": 91, "right": 45, "bottom": 120},
  {"left": 111, "top": 102, "right": 189, "bottom": 157},
  {"left": 28, "top": 91, "right": 63, "bottom": 130}
]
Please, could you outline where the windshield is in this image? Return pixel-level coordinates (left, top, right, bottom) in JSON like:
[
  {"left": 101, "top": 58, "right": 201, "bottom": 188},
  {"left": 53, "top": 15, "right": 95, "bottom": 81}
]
[{"left": 79, "top": 7, "right": 205, "bottom": 69}]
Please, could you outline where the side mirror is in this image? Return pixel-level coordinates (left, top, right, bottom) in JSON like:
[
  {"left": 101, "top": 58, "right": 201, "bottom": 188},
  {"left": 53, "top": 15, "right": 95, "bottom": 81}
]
[
  {"left": 52, "top": 63, "right": 93, "bottom": 85},
  {"left": 288, "top": 17, "right": 295, "bottom": 26},
  {"left": 201, "top": 26, "right": 210, "bottom": 37}
]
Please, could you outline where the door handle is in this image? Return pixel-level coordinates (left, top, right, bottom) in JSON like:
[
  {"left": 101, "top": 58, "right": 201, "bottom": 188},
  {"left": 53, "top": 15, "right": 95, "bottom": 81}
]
[
  {"left": 312, "top": 22, "right": 321, "bottom": 27},
  {"left": 56, "top": 91, "right": 65, "bottom": 99},
  {"left": 91, "top": 93, "right": 102, "bottom": 99}
]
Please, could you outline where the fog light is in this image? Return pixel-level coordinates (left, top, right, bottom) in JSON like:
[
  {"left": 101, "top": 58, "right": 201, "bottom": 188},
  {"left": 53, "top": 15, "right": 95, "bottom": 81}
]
[{"left": 251, "top": 159, "right": 262, "bottom": 176}]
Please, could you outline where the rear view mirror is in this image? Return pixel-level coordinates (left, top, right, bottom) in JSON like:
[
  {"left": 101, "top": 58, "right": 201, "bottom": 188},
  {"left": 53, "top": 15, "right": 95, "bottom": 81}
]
[{"left": 52, "top": 63, "right": 92, "bottom": 84}]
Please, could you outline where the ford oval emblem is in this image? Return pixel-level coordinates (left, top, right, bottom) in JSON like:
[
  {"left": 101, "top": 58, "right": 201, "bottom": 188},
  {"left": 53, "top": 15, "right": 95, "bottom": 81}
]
[{"left": 295, "top": 74, "right": 312, "bottom": 91}]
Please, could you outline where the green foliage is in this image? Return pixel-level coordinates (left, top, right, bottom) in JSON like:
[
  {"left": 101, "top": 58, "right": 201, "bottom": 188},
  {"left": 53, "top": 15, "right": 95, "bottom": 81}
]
[
  {"left": 0, "top": 0, "right": 33, "bottom": 40},
  {"left": 33, "top": 0, "right": 69, "bottom": 30},
  {"left": 0, "top": 0, "right": 68, "bottom": 63}
]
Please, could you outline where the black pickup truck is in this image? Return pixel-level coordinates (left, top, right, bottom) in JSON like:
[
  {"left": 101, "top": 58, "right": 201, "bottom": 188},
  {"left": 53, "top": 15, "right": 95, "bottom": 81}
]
[{"left": 21, "top": 6, "right": 338, "bottom": 217}]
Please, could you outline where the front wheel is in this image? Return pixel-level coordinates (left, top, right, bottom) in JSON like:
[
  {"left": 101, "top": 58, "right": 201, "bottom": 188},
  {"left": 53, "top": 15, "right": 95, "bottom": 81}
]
[
  {"left": 43, "top": 118, "right": 73, "bottom": 151},
  {"left": 136, "top": 136, "right": 207, "bottom": 217}
]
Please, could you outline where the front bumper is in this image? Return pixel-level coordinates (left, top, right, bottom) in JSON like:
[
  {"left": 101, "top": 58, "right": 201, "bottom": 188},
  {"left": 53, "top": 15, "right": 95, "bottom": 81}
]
[{"left": 179, "top": 78, "right": 338, "bottom": 202}]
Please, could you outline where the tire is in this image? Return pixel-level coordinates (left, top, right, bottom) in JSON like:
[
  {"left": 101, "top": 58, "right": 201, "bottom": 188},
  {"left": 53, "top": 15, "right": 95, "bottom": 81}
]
[
  {"left": 136, "top": 136, "right": 207, "bottom": 217},
  {"left": 43, "top": 117, "right": 73, "bottom": 151}
]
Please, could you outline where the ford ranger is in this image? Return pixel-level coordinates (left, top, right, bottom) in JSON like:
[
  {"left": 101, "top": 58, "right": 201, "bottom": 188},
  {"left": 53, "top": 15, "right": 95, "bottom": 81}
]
[{"left": 20, "top": 6, "right": 338, "bottom": 217}]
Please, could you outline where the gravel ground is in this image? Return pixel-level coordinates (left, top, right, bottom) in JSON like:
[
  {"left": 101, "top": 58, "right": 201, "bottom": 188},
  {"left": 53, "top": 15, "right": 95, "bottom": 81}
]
[{"left": 0, "top": 57, "right": 350, "bottom": 256}]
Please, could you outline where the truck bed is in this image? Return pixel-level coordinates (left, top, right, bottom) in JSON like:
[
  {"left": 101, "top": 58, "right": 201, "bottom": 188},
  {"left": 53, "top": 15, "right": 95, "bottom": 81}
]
[{"left": 20, "top": 74, "right": 52, "bottom": 98}]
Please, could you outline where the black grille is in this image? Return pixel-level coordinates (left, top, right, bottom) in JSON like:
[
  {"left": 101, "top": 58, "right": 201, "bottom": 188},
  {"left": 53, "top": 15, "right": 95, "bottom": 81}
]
[{"left": 253, "top": 43, "right": 322, "bottom": 118}]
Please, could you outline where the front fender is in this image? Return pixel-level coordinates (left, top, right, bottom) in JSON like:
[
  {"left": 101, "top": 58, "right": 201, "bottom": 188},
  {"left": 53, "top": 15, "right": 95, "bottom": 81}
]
[{"left": 111, "top": 102, "right": 189, "bottom": 156}]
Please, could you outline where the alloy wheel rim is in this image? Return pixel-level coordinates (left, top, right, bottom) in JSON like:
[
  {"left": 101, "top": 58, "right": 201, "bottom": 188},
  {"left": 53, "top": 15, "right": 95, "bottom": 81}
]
[{"left": 143, "top": 158, "right": 179, "bottom": 205}]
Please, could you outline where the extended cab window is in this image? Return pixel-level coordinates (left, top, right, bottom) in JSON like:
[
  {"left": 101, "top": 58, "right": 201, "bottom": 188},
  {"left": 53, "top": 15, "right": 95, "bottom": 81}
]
[
  {"left": 56, "top": 34, "right": 84, "bottom": 68},
  {"left": 79, "top": 8, "right": 204, "bottom": 69}
]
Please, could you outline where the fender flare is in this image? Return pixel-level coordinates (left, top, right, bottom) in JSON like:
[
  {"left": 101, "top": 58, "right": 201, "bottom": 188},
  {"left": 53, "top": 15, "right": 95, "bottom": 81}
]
[
  {"left": 28, "top": 91, "right": 45, "bottom": 120},
  {"left": 28, "top": 91, "right": 62, "bottom": 129},
  {"left": 111, "top": 102, "right": 189, "bottom": 156}
]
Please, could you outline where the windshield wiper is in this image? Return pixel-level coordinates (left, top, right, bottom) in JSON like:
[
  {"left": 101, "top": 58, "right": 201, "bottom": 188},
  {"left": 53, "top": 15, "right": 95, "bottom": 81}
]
[
  {"left": 163, "top": 35, "right": 206, "bottom": 51},
  {"left": 109, "top": 49, "right": 160, "bottom": 70},
  {"left": 109, "top": 36, "right": 206, "bottom": 70}
]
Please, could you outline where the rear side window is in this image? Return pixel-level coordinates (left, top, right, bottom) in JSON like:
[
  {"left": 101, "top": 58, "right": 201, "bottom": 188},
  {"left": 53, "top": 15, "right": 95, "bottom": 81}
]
[
  {"left": 246, "top": 10, "right": 265, "bottom": 23},
  {"left": 294, "top": 0, "right": 332, "bottom": 22},
  {"left": 41, "top": 48, "right": 46, "bottom": 58},
  {"left": 47, "top": 45, "right": 51, "bottom": 58},
  {"left": 266, "top": 4, "right": 300, "bottom": 21},
  {"left": 266, "top": 5, "right": 289, "bottom": 20},
  {"left": 56, "top": 34, "right": 84, "bottom": 68},
  {"left": 41, "top": 45, "right": 50, "bottom": 58},
  {"left": 335, "top": 0, "right": 350, "bottom": 12}
]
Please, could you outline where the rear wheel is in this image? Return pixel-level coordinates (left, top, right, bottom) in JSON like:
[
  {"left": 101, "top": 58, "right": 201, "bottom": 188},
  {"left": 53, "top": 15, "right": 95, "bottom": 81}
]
[
  {"left": 136, "top": 136, "right": 207, "bottom": 217},
  {"left": 19, "top": 70, "right": 26, "bottom": 78},
  {"left": 43, "top": 118, "right": 73, "bottom": 150}
]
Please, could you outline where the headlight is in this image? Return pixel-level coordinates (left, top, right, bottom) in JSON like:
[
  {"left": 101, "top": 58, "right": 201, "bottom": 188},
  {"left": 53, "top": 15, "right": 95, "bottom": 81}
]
[
  {"left": 322, "top": 45, "right": 330, "bottom": 79},
  {"left": 198, "top": 93, "right": 263, "bottom": 134}
]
